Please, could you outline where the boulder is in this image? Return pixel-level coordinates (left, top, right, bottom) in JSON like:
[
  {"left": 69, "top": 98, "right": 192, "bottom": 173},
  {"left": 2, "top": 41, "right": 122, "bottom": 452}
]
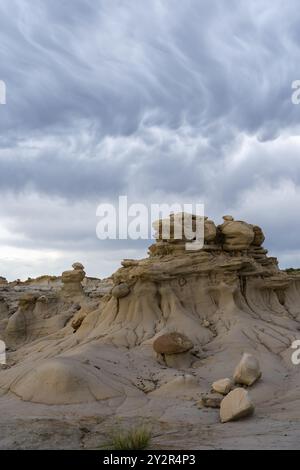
[
  {"left": 220, "top": 216, "right": 254, "bottom": 251},
  {"left": 212, "top": 378, "right": 232, "bottom": 395},
  {"left": 233, "top": 353, "right": 262, "bottom": 386},
  {"left": 61, "top": 265, "right": 85, "bottom": 297},
  {"left": 204, "top": 217, "right": 217, "bottom": 243},
  {"left": 111, "top": 283, "right": 130, "bottom": 299},
  {"left": 220, "top": 388, "right": 254, "bottom": 423},
  {"left": 198, "top": 393, "right": 222, "bottom": 408},
  {"left": 153, "top": 332, "right": 193, "bottom": 355}
]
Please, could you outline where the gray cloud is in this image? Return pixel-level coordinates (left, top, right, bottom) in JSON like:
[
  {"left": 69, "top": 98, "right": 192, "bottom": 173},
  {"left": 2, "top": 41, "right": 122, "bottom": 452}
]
[{"left": 0, "top": 0, "right": 300, "bottom": 279}]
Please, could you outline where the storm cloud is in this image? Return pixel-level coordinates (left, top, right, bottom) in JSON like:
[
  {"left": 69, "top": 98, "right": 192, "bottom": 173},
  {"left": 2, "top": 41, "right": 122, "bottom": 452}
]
[{"left": 0, "top": 0, "right": 300, "bottom": 279}]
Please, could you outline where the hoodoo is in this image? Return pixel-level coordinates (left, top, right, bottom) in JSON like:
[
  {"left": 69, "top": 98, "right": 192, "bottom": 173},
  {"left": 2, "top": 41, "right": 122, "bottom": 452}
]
[{"left": 0, "top": 213, "right": 299, "bottom": 447}]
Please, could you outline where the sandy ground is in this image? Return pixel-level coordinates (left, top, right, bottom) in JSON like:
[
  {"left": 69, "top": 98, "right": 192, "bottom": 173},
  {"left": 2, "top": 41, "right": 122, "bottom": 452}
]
[{"left": 0, "top": 389, "right": 299, "bottom": 450}]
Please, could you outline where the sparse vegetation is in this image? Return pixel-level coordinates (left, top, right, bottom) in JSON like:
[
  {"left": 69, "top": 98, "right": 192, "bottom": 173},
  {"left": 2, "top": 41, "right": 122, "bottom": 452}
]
[
  {"left": 106, "top": 425, "right": 152, "bottom": 450},
  {"left": 284, "top": 268, "right": 300, "bottom": 274}
]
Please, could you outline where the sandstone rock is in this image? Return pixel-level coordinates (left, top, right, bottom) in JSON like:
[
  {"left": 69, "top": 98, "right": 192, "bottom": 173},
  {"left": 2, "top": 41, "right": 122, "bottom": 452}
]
[
  {"left": 220, "top": 216, "right": 255, "bottom": 251},
  {"left": 18, "top": 293, "right": 38, "bottom": 309},
  {"left": 0, "top": 211, "right": 298, "bottom": 449},
  {"left": 198, "top": 393, "right": 222, "bottom": 408},
  {"left": 233, "top": 353, "right": 262, "bottom": 386},
  {"left": 212, "top": 378, "right": 232, "bottom": 395},
  {"left": 164, "top": 351, "right": 193, "bottom": 369},
  {"left": 251, "top": 225, "right": 265, "bottom": 247},
  {"left": 153, "top": 212, "right": 208, "bottom": 244},
  {"left": 72, "top": 262, "right": 85, "bottom": 271},
  {"left": 153, "top": 332, "right": 193, "bottom": 355},
  {"left": 220, "top": 388, "right": 254, "bottom": 423},
  {"left": 111, "top": 283, "right": 130, "bottom": 298},
  {"left": 61, "top": 265, "right": 85, "bottom": 297},
  {"left": 71, "top": 314, "right": 86, "bottom": 332},
  {"left": 204, "top": 217, "right": 217, "bottom": 243}
]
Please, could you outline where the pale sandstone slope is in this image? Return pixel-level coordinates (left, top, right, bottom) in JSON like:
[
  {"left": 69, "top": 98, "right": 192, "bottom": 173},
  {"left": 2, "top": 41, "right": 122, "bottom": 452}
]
[{"left": 0, "top": 214, "right": 299, "bottom": 448}]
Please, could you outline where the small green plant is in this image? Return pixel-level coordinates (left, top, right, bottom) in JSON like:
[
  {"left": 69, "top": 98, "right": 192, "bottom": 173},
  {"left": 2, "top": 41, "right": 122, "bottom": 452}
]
[{"left": 106, "top": 425, "right": 152, "bottom": 450}]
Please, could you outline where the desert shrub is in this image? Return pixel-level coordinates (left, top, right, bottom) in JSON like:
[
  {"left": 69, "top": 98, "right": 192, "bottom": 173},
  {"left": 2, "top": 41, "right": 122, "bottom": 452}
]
[{"left": 106, "top": 425, "right": 152, "bottom": 450}]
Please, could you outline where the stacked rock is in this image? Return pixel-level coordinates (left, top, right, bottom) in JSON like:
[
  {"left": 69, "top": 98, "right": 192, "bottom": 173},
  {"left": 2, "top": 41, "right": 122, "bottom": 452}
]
[
  {"left": 61, "top": 263, "right": 86, "bottom": 297},
  {"left": 147, "top": 212, "right": 278, "bottom": 271},
  {"left": 149, "top": 212, "right": 217, "bottom": 257}
]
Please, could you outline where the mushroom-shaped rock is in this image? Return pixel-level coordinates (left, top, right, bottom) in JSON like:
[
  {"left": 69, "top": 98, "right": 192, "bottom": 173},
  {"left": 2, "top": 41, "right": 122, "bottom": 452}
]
[
  {"left": 61, "top": 265, "right": 85, "bottom": 296},
  {"left": 153, "top": 332, "right": 193, "bottom": 355},
  {"left": 220, "top": 388, "right": 254, "bottom": 423},
  {"left": 111, "top": 283, "right": 130, "bottom": 299},
  {"left": 62, "top": 269, "right": 85, "bottom": 284},
  {"left": 212, "top": 378, "right": 232, "bottom": 395},
  {"left": 233, "top": 353, "right": 262, "bottom": 386},
  {"left": 220, "top": 217, "right": 254, "bottom": 251}
]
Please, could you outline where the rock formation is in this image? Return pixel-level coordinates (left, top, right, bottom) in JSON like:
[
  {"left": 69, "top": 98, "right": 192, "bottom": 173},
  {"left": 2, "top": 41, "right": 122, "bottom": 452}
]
[
  {"left": 61, "top": 263, "right": 86, "bottom": 297},
  {"left": 0, "top": 214, "right": 299, "bottom": 448},
  {"left": 220, "top": 388, "right": 255, "bottom": 423},
  {"left": 233, "top": 353, "right": 262, "bottom": 386},
  {"left": 212, "top": 378, "right": 232, "bottom": 395}
]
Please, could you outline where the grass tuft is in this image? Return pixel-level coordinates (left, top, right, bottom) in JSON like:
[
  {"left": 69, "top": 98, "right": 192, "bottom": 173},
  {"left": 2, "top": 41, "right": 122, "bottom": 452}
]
[{"left": 107, "top": 425, "right": 152, "bottom": 450}]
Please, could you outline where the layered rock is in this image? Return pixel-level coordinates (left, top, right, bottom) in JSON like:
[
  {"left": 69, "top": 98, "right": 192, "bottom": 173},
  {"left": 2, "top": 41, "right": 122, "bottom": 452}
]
[
  {"left": 0, "top": 213, "right": 299, "bottom": 422},
  {"left": 61, "top": 263, "right": 86, "bottom": 297}
]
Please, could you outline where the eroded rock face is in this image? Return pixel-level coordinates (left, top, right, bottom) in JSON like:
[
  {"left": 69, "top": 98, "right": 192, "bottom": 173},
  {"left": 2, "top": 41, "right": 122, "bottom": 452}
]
[
  {"left": 0, "top": 210, "right": 299, "bottom": 441},
  {"left": 220, "top": 388, "right": 255, "bottom": 423},
  {"left": 151, "top": 213, "right": 217, "bottom": 256},
  {"left": 153, "top": 332, "right": 193, "bottom": 355},
  {"left": 233, "top": 353, "right": 262, "bottom": 386}
]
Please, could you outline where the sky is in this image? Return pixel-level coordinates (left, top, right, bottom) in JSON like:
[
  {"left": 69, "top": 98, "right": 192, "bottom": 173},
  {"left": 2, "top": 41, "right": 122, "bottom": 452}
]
[{"left": 0, "top": 0, "right": 300, "bottom": 280}]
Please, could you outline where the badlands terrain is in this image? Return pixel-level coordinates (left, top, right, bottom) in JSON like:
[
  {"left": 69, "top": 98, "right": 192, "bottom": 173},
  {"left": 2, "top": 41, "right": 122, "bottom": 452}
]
[{"left": 0, "top": 214, "right": 299, "bottom": 449}]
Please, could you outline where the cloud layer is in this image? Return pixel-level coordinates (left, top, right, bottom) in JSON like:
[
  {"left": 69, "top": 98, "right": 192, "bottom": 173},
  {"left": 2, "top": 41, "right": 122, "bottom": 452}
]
[{"left": 0, "top": 0, "right": 300, "bottom": 279}]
